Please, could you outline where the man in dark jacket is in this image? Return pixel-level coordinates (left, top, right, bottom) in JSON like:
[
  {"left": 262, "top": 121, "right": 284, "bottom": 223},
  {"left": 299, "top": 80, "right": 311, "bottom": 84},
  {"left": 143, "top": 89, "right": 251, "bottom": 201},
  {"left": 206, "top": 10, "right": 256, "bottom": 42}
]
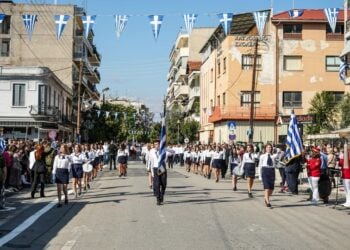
[{"left": 108, "top": 141, "right": 117, "bottom": 170}]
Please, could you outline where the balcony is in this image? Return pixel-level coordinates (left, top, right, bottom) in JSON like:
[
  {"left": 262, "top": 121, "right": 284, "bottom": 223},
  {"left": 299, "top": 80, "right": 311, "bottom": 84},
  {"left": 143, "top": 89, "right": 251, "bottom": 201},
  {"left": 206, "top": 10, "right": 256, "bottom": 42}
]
[
  {"left": 174, "top": 47, "right": 189, "bottom": 66},
  {"left": 74, "top": 35, "right": 101, "bottom": 66},
  {"left": 89, "top": 45, "right": 101, "bottom": 66},
  {"left": 208, "top": 105, "right": 276, "bottom": 123},
  {"left": 174, "top": 85, "right": 189, "bottom": 99},
  {"left": 175, "top": 67, "right": 187, "bottom": 82},
  {"left": 188, "top": 86, "right": 200, "bottom": 100},
  {"left": 29, "top": 105, "right": 61, "bottom": 122}
]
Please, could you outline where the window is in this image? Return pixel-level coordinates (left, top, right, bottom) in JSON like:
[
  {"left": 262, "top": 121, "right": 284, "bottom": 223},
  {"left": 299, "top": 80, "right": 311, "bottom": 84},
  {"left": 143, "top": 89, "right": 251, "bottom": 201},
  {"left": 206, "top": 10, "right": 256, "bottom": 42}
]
[
  {"left": 329, "top": 91, "right": 344, "bottom": 105},
  {"left": 217, "top": 60, "right": 221, "bottom": 76},
  {"left": 1, "top": 39, "right": 10, "bottom": 57},
  {"left": 12, "top": 84, "right": 25, "bottom": 106},
  {"left": 38, "top": 85, "right": 47, "bottom": 113},
  {"left": 283, "top": 92, "right": 302, "bottom": 107},
  {"left": 210, "top": 68, "right": 213, "bottom": 82},
  {"left": 326, "top": 24, "right": 344, "bottom": 34},
  {"left": 217, "top": 95, "right": 220, "bottom": 106},
  {"left": 223, "top": 57, "right": 227, "bottom": 73},
  {"left": 326, "top": 56, "right": 341, "bottom": 71},
  {"left": 240, "top": 91, "right": 261, "bottom": 107},
  {"left": 242, "top": 55, "right": 262, "bottom": 70},
  {"left": 284, "top": 56, "right": 302, "bottom": 71},
  {"left": 0, "top": 15, "right": 11, "bottom": 34},
  {"left": 283, "top": 24, "right": 302, "bottom": 39},
  {"left": 53, "top": 90, "right": 57, "bottom": 107},
  {"left": 223, "top": 92, "right": 226, "bottom": 106}
]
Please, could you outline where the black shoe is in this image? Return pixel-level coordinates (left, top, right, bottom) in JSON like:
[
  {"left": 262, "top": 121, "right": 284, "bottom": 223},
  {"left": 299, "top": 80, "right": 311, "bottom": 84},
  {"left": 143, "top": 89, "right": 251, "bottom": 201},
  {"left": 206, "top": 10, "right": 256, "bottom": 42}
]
[
  {"left": 265, "top": 200, "right": 272, "bottom": 208},
  {"left": 65, "top": 198, "right": 68, "bottom": 204},
  {"left": 160, "top": 197, "right": 164, "bottom": 203},
  {"left": 31, "top": 191, "right": 35, "bottom": 199},
  {"left": 40, "top": 194, "right": 45, "bottom": 198},
  {"left": 87, "top": 184, "right": 90, "bottom": 189},
  {"left": 157, "top": 199, "right": 161, "bottom": 206},
  {"left": 248, "top": 192, "right": 253, "bottom": 198},
  {"left": 57, "top": 203, "right": 62, "bottom": 208},
  {"left": 233, "top": 186, "right": 237, "bottom": 191},
  {"left": 84, "top": 187, "right": 87, "bottom": 191}
]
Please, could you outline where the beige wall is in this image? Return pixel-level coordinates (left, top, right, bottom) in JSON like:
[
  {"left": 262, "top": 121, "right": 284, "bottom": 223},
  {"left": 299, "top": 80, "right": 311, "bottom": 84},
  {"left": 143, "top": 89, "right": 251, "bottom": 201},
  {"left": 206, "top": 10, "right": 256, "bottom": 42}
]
[
  {"left": 0, "top": 3, "right": 74, "bottom": 89},
  {"left": 189, "top": 28, "right": 215, "bottom": 61}
]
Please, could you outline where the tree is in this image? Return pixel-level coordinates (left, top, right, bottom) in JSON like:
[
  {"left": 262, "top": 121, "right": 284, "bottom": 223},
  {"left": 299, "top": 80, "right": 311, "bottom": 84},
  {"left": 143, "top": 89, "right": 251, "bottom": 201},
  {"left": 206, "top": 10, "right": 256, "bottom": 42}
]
[
  {"left": 306, "top": 91, "right": 338, "bottom": 134},
  {"left": 338, "top": 93, "right": 350, "bottom": 128},
  {"left": 181, "top": 120, "right": 200, "bottom": 143}
]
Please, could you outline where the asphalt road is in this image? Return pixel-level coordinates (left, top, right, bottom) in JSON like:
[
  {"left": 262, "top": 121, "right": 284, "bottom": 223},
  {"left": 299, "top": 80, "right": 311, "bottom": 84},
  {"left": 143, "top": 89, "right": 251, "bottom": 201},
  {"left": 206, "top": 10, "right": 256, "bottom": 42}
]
[{"left": 0, "top": 161, "right": 349, "bottom": 250}]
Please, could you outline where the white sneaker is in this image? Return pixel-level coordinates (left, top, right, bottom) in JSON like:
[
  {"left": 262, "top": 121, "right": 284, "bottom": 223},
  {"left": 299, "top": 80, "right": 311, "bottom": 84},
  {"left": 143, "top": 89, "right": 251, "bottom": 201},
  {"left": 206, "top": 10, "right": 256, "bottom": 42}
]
[{"left": 342, "top": 203, "right": 350, "bottom": 207}]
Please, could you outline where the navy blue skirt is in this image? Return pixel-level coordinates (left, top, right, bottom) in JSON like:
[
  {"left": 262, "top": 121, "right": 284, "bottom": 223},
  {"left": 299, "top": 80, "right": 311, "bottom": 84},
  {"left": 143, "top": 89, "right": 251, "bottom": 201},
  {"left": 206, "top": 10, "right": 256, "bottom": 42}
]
[
  {"left": 185, "top": 157, "right": 191, "bottom": 165},
  {"left": 212, "top": 159, "right": 222, "bottom": 169},
  {"left": 72, "top": 164, "right": 83, "bottom": 178},
  {"left": 230, "top": 163, "right": 238, "bottom": 175},
  {"left": 204, "top": 157, "right": 211, "bottom": 165},
  {"left": 55, "top": 168, "right": 69, "bottom": 184},
  {"left": 118, "top": 155, "right": 127, "bottom": 164},
  {"left": 244, "top": 163, "right": 256, "bottom": 178},
  {"left": 93, "top": 157, "right": 99, "bottom": 168},
  {"left": 262, "top": 167, "right": 275, "bottom": 190}
]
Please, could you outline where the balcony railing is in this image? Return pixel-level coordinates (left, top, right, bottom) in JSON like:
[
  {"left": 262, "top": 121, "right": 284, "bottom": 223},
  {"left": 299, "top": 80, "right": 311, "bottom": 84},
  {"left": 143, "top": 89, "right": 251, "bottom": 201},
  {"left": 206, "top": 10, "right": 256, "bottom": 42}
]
[
  {"left": 174, "top": 85, "right": 189, "bottom": 99},
  {"left": 326, "top": 33, "right": 343, "bottom": 41},
  {"left": 29, "top": 105, "right": 62, "bottom": 122},
  {"left": 208, "top": 105, "right": 276, "bottom": 123},
  {"left": 189, "top": 86, "right": 200, "bottom": 99},
  {"left": 283, "top": 33, "right": 302, "bottom": 40}
]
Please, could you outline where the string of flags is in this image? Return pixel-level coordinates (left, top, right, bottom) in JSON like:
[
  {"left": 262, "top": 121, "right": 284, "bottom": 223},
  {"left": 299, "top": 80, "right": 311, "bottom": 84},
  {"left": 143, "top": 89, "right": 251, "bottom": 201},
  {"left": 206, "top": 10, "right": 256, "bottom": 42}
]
[{"left": 0, "top": 8, "right": 342, "bottom": 41}]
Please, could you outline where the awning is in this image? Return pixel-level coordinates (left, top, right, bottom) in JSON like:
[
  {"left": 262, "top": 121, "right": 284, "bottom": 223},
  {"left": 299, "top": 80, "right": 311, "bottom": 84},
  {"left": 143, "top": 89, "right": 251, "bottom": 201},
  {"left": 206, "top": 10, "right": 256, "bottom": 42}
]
[{"left": 305, "top": 133, "right": 340, "bottom": 140}]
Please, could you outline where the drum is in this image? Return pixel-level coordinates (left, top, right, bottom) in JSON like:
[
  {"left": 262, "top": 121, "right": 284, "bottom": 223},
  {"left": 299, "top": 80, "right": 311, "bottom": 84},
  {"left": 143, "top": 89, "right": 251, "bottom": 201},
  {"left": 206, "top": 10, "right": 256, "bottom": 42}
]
[{"left": 83, "top": 162, "right": 93, "bottom": 173}]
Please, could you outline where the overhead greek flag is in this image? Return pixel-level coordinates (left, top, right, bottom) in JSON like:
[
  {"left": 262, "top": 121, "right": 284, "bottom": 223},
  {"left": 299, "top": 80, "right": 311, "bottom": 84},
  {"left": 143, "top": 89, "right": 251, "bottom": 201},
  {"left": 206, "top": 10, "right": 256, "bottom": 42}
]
[
  {"left": 183, "top": 14, "right": 197, "bottom": 34},
  {"left": 324, "top": 8, "right": 339, "bottom": 33},
  {"left": 115, "top": 15, "right": 128, "bottom": 39},
  {"left": 97, "top": 110, "right": 101, "bottom": 117},
  {"left": 105, "top": 111, "right": 110, "bottom": 119},
  {"left": 158, "top": 110, "right": 167, "bottom": 169},
  {"left": 339, "top": 58, "right": 349, "bottom": 81},
  {"left": 285, "top": 112, "right": 303, "bottom": 163},
  {"left": 253, "top": 11, "right": 269, "bottom": 38},
  {"left": 288, "top": 9, "right": 304, "bottom": 18},
  {"left": 149, "top": 15, "right": 164, "bottom": 40},
  {"left": 22, "top": 14, "right": 37, "bottom": 41},
  {"left": 82, "top": 15, "right": 96, "bottom": 39},
  {"left": 217, "top": 13, "right": 233, "bottom": 35},
  {"left": 0, "top": 14, "right": 5, "bottom": 23},
  {"left": 54, "top": 15, "right": 70, "bottom": 40}
]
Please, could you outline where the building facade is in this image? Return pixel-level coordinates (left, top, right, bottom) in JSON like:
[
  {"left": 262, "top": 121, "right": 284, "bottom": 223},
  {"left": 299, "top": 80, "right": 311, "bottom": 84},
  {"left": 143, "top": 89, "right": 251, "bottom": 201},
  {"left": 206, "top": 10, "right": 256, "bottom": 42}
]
[
  {"left": 199, "top": 9, "right": 346, "bottom": 144},
  {"left": 0, "top": 1, "right": 101, "bottom": 141}
]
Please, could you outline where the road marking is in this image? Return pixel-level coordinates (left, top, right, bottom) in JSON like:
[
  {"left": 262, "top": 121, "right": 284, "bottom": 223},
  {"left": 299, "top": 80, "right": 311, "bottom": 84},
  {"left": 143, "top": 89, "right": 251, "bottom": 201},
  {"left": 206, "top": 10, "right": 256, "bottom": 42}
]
[
  {"left": 61, "top": 240, "right": 77, "bottom": 250},
  {"left": 0, "top": 190, "right": 74, "bottom": 247},
  {"left": 157, "top": 209, "right": 166, "bottom": 224}
]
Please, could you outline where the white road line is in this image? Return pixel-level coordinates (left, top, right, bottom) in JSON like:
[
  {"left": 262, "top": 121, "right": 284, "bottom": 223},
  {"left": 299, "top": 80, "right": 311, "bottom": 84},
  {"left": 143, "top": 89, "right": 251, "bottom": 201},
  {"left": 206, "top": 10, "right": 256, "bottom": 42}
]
[{"left": 0, "top": 189, "right": 74, "bottom": 247}]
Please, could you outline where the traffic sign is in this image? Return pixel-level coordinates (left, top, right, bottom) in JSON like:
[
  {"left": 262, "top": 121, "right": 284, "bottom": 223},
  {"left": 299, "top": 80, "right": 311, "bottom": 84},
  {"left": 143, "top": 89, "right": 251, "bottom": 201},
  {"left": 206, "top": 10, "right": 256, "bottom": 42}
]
[
  {"left": 228, "top": 121, "right": 236, "bottom": 131},
  {"left": 229, "top": 134, "right": 236, "bottom": 141},
  {"left": 184, "top": 138, "right": 189, "bottom": 144}
]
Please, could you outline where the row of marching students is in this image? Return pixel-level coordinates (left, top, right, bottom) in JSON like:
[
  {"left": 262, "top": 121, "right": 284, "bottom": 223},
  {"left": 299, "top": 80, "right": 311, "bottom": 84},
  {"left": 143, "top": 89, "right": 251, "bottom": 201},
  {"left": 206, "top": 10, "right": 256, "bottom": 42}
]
[{"left": 31, "top": 143, "right": 105, "bottom": 207}]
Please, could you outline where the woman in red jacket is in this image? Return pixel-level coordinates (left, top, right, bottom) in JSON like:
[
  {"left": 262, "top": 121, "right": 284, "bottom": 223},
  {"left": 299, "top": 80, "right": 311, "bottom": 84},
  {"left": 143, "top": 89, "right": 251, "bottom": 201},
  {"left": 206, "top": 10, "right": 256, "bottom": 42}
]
[
  {"left": 338, "top": 144, "right": 350, "bottom": 207},
  {"left": 307, "top": 147, "right": 321, "bottom": 205}
]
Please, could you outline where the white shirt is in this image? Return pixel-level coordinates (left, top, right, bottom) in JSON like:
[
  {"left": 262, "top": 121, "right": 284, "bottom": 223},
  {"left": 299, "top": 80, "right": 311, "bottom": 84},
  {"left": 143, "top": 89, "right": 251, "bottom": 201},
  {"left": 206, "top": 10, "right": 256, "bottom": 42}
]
[
  {"left": 70, "top": 152, "right": 87, "bottom": 164},
  {"left": 117, "top": 149, "right": 128, "bottom": 158},
  {"left": 52, "top": 154, "right": 71, "bottom": 174},
  {"left": 29, "top": 150, "right": 36, "bottom": 170},
  {"left": 212, "top": 151, "right": 224, "bottom": 160},
  {"left": 103, "top": 144, "right": 109, "bottom": 153},
  {"left": 258, "top": 153, "right": 277, "bottom": 168},
  {"left": 241, "top": 152, "right": 257, "bottom": 167},
  {"left": 149, "top": 148, "right": 159, "bottom": 168}
]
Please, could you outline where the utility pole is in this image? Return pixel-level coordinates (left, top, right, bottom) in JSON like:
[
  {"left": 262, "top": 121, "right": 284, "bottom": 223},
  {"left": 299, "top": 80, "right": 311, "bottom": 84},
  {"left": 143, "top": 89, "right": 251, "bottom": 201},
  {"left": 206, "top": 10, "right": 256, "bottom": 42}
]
[
  {"left": 76, "top": 59, "right": 83, "bottom": 143},
  {"left": 248, "top": 39, "right": 259, "bottom": 144}
]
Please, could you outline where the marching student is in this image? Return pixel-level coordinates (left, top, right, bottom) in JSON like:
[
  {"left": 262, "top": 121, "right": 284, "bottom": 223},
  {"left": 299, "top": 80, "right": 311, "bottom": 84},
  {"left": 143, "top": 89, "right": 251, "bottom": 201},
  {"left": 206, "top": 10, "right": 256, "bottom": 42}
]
[
  {"left": 184, "top": 146, "right": 192, "bottom": 172},
  {"left": 241, "top": 144, "right": 258, "bottom": 198},
  {"left": 259, "top": 143, "right": 277, "bottom": 208},
  {"left": 203, "top": 145, "right": 213, "bottom": 179},
  {"left": 306, "top": 147, "right": 322, "bottom": 205},
  {"left": 52, "top": 144, "right": 71, "bottom": 207},
  {"left": 117, "top": 143, "right": 129, "bottom": 177},
  {"left": 71, "top": 144, "right": 86, "bottom": 198},
  {"left": 191, "top": 146, "right": 199, "bottom": 174},
  {"left": 210, "top": 145, "right": 224, "bottom": 183},
  {"left": 145, "top": 143, "right": 153, "bottom": 189},
  {"left": 229, "top": 145, "right": 241, "bottom": 191}
]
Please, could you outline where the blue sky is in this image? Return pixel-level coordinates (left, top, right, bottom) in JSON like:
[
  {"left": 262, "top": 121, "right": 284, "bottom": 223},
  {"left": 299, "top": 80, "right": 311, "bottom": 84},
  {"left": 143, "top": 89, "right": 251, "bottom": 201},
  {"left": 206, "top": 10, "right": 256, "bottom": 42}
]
[{"left": 17, "top": 0, "right": 344, "bottom": 115}]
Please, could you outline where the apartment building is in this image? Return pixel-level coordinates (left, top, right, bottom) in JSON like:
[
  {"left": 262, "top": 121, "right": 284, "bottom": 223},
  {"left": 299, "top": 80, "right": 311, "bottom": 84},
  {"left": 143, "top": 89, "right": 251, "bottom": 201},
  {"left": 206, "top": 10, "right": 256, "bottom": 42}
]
[
  {"left": 0, "top": 1, "right": 101, "bottom": 140},
  {"left": 199, "top": 9, "right": 346, "bottom": 144},
  {"left": 166, "top": 27, "right": 214, "bottom": 122}
]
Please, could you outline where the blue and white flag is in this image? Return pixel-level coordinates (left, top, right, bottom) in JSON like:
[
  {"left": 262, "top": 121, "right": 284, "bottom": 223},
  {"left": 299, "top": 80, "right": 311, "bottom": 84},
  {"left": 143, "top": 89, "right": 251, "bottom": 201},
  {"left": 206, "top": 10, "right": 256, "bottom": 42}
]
[
  {"left": 54, "top": 15, "right": 70, "bottom": 40},
  {"left": 339, "top": 58, "right": 349, "bottom": 81},
  {"left": 217, "top": 13, "right": 233, "bottom": 35},
  {"left": 97, "top": 110, "right": 101, "bottom": 118},
  {"left": 82, "top": 15, "right": 96, "bottom": 39},
  {"left": 288, "top": 9, "right": 304, "bottom": 18},
  {"left": 148, "top": 15, "right": 164, "bottom": 40},
  {"left": 285, "top": 112, "right": 303, "bottom": 163},
  {"left": 324, "top": 8, "right": 339, "bottom": 33},
  {"left": 115, "top": 15, "right": 128, "bottom": 39},
  {"left": 253, "top": 11, "right": 269, "bottom": 38},
  {"left": 0, "top": 14, "right": 5, "bottom": 23},
  {"left": 0, "top": 137, "right": 6, "bottom": 153},
  {"left": 158, "top": 110, "right": 167, "bottom": 169},
  {"left": 114, "top": 112, "right": 118, "bottom": 120},
  {"left": 105, "top": 111, "right": 110, "bottom": 119},
  {"left": 22, "top": 14, "right": 37, "bottom": 41},
  {"left": 183, "top": 14, "right": 197, "bottom": 34}
]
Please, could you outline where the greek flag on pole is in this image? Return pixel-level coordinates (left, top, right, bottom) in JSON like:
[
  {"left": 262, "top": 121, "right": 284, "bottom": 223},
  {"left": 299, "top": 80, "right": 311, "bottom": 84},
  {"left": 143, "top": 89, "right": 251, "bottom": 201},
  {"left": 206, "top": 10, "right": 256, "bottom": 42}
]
[
  {"left": 285, "top": 112, "right": 303, "bottom": 163},
  {"left": 115, "top": 15, "right": 128, "bottom": 39},
  {"left": 22, "top": 14, "right": 37, "bottom": 41},
  {"left": 0, "top": 14, "right": 5, "bottom": 23},
  {"left": 114, "top": 112, "right": 118, "bottom": 120},
  {"left": 288, "top": 9, "right": 304, "bottom": 18},
  {"left": 218, "top": 13, "right": 233, "bottom": 35},
  {"left": 183, "top": 14, "right": 197, "bottom": 34},
  {"left": 339, "top": 58, "right": 349, "bottom": 81},
  {"left": 0, "top": 138, "right": 6, "bottom": 153},
  {"left": 158, "top": 111, "right": 167, "bottom": 168},
  {"left": 55, "top": 15, "right": 70, "bottom": 40},
  {"left": 253, "top": 11, "right": 269, "bottom": 38},
  {"left": 324, "top": 8, "right": 339, "bottom": 33},
  {"left": 82, "top": 15, "right": 96, "bottom": 39},
  {"left": 97, "top": 110, "right": 101, "bottom": 118},
  {"left": 149, "top": 15, "right": 164, "bottom": 40}
]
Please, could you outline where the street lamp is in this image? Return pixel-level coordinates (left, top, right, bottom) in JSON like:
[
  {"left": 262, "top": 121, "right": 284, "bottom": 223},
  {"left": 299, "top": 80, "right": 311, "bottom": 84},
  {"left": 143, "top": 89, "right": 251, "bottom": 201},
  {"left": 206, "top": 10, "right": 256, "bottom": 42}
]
[
  {"left": 102, "top": 87, "right": 110, "bottom": 104},
  {"left": 177, "top": 119, "right": 180, "bottom": 144}
]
